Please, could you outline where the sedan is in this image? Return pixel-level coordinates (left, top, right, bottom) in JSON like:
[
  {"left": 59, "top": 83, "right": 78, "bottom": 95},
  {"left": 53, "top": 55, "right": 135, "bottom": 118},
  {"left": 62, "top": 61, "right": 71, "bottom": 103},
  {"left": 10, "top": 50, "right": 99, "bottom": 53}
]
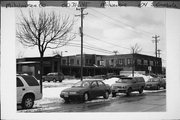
[{"left": 60, "top": 80, "right": 111, "bottom": 103}]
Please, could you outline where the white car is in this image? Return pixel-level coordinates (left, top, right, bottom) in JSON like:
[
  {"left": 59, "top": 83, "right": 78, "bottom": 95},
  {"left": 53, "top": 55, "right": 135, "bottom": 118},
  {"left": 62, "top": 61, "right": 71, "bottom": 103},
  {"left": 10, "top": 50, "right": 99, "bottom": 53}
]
[{"left": 17, "top": 74, "right": 42, "bottom": 109}]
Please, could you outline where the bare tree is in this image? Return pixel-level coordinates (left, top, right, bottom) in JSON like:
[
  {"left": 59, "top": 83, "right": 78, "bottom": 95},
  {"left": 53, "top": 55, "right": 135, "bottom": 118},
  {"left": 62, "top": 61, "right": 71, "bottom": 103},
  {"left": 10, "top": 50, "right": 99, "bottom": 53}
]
[
  {"left": 16, "top": 10, "right": 76, "bottom": 93},
  {"left": 130, "top": 43, "right": 142, "bottom": 54},
  {"left": 130, "top": 43, "right": 142, "bottom": 77},
  {"left": 113, "top": 50, "right": 118, "bottom": 55}
]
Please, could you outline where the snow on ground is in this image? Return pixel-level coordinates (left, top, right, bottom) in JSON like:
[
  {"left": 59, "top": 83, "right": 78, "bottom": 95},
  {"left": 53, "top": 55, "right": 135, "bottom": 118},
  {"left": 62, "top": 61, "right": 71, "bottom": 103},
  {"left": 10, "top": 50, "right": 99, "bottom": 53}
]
[{"left": 103, "top": 77, "right": 119, "bottom": 86}]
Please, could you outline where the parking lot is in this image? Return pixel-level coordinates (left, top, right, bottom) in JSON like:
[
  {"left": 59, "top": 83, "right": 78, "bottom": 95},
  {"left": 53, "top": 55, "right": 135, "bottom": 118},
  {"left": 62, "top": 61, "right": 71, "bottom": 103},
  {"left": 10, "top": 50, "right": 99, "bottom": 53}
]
[{"left": 17, "top": 79, "right": 166, "bottom": 112}]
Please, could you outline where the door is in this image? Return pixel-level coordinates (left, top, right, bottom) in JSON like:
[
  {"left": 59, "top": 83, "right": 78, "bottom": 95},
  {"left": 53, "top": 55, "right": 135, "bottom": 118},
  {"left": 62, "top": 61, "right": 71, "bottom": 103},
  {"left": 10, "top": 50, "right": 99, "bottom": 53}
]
[
  {"left": 97, "top": 81, "right": 106, "bottom": 96},
  {"left": 17, "top": 77, "right": 25, "bottom": 103},
  {"left": 132, "top": 78, "right": 139, "bottom": 91},
  {"left": 89, "top": 81, "right": 100, "bottom": 98}
]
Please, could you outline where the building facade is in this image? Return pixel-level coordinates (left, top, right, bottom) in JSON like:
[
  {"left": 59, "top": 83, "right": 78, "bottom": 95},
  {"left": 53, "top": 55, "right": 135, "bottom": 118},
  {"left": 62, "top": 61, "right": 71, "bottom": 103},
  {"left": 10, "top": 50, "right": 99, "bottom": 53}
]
[{"left": 17, "top": 53, "right": 162, "bottom": 79}]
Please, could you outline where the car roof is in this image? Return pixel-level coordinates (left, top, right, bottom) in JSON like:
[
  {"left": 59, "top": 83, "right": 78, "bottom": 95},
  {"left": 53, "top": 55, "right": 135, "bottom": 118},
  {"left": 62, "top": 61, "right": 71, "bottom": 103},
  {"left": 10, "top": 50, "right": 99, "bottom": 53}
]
[{"left": 82, "top": 79, "right": 103, "bottom": 82}]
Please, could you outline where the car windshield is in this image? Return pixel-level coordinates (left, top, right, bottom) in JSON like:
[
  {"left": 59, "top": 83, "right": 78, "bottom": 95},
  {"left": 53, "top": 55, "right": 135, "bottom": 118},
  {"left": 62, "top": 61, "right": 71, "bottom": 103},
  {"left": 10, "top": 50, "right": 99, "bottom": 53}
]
[
  {"left": 147, "top": 78, "right": 159, "bottom": 82},
  {"left": 72, "top": 81, "right": 90, "bottom": 88},
  {"left": 116, "top": 78, "right": 133, "bottom": 83}
]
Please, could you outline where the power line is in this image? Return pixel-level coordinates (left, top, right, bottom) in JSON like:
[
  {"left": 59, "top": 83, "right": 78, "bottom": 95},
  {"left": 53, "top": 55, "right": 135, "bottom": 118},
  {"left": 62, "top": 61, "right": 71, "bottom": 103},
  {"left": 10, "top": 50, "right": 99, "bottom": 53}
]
[
  {"left": 66, "top": 43, "right": 113, "bottom": 54},
  {"left": 68, "top": 42, "right": 113, "bottom": 54},
  {"left": 89, "top": 8, "right": 153, "bottom": 36}
]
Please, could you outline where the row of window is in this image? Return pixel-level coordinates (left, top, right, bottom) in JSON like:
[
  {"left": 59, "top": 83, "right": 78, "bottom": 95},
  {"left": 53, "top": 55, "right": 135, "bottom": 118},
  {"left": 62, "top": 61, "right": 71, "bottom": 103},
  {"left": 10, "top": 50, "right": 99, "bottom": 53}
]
[
  {"left": 62, "top": 59, "right": 93, "bottom": 65},
  {"left": 61, "top": 58, "right": 161, "bottom": 66},
  {"left": 107, "top": 58, "right": 160, "bottom": 66}
]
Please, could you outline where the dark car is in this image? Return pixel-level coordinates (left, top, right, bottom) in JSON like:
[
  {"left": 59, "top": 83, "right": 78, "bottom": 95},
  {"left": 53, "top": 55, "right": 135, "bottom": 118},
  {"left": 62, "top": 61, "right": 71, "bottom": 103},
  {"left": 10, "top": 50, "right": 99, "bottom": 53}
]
[
  {"left": 43, "top": 72, "right": 64, "bottom": 82},
  {"left": 60, "top": 80, "right": 111, "bottom": 103},
  {"left": 145, "top": 77, "right": 166, "bottom": 90}
]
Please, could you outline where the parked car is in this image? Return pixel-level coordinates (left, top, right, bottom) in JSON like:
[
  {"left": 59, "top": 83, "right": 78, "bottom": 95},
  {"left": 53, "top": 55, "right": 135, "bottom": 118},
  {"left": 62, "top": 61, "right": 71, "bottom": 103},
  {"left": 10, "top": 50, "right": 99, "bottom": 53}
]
[
  {"left": 43, "top": 72, "right": 64, "bottom": 82},
  {"left": 60, "top": 80, "right": 111, "bottom": 103},
  {"left": 17, "top": 74, "right": 42, "bottom": 109},
  {"left": 145, "top": 77, "right": 166, "bottom": 90},
  {"left": 111, "top": 77, "right": 145, "bottom": 97}
]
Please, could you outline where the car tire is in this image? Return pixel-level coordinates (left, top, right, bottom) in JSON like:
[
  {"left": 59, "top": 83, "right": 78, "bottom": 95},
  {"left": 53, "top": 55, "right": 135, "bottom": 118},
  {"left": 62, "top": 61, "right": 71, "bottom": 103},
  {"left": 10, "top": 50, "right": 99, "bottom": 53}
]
[
  {"left": 103, "top": 91, "right": 109, "bottom": 99},
  {"left": 126, "top": 88, "right": 132, "bottom": 96},
  {"left": 22, "top": 95, "right": 34, "bottom": 109},
  {"left": 139, "top": 87, "right": 144, "bottom": 94},
  {"left": 112, "top": 92, "right": 116, "bottom": 97},
  {"left": 83, "top": 93, "right": 89, "bottom": 102},
  {"left": 164, "top": 86, "right": 166, "bottom": 89}
]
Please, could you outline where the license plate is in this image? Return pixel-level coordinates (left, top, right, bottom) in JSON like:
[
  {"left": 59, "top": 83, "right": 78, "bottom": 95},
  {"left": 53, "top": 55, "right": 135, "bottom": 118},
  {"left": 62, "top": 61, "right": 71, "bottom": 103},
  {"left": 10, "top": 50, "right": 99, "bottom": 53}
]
[{"left": 147, "top": 86, "right": 150, "bottom": 88}]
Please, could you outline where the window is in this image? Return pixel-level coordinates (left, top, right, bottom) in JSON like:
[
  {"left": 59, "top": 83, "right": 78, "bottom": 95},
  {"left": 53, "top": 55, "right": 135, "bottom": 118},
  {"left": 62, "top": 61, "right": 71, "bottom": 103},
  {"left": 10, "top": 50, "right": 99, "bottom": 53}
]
[
  {"left": 119, "top": 59, "right": 124, "bottom": 65},
  {"left": 127, "top": 58, "right": 132, "bottom": 65},
  {"left": 21, "top": 75, "right": 39, "bottom": 86},
  {"left": 150, "top": 61, "right": 154, "bottom": 66},
  {"left": 76, "top": 60, "right": 79, "bottom": 65},
  {"left": 97, "top": 60, "right": 100, "bottom": 66},
  {"left": 143, "top": 60, "right": 148, "bottom": 65},
  {"left": 97, "top": 81, "right": 105, "bottom": 86},
  {"left": 62, "top": 60, "right": 66, "bottom": 65},
  {"left": 86, "top": 59, "right": 88, "bottom": 64},
  {"left": 17, "top": 77, "right": 24, "bottom": 87},
  {"left": 70, "top": 59, "right": 74, "bottom": 65},
  {"left": 137, "top": 59, "right": 142, "bottom": 65},
  {"left": 91, "top": 81, "right": 98, "bottom": 87}
]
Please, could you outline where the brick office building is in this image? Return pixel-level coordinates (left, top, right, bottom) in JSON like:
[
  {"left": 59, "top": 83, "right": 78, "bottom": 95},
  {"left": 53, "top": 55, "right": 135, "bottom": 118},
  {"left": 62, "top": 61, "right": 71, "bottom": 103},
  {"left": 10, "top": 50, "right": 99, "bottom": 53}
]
[{"left": 17, "top": 53, "right": 162, "bottom": 79}]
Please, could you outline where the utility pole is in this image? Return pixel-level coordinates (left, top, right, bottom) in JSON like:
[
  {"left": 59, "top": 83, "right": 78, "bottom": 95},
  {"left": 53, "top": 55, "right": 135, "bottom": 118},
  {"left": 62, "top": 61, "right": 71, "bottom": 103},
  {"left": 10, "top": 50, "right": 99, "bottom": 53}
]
[
  {"left": 157, "top": 49, "right": 161, "bottom": 57},
  {"left": 75, "top": 7, "right": 88, "bottom": 81},
  {"left": 152, "top": 35, "right": 160, "bottom": 75}
]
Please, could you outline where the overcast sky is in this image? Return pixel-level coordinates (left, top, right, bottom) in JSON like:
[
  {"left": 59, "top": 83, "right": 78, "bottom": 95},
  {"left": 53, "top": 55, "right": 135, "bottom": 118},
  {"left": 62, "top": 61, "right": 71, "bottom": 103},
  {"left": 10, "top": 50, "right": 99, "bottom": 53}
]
[{"left": 15, "top": 2, "right": 166, "bottom": 66}]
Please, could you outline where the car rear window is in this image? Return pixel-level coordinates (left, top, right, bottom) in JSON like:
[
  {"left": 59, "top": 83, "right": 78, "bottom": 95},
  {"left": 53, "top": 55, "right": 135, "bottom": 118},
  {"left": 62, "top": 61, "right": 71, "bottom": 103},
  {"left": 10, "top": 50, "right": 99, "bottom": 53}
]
[
  {"left": 21, "top": 75, "right": 39, "bottom": 86},
  {"left": 17, "top": 77, "right": 24, "bottom": 87}
]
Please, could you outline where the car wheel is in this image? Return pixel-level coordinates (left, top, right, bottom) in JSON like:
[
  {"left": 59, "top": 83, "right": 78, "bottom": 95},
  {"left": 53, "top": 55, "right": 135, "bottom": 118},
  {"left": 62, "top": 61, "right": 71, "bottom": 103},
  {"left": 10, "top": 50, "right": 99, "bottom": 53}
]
[
  {"left": 139, "top": 87, "right": 144, "bottom": 94},
  {"left": 164, "top": 86, "right": 166, "bottom": 89},
  {"left": 112, "top": 92, "right": 116, "bottom": 97},
  {"left": 126, "top": 88, "right": 132, "bottom": 96},
  {"left": 22, "top": 95, "right": 34, "bottom": 109},
  {"left": 83, "top": 93, "right": 89, "bottom": 102},
  {"left": 103, "top": 91, "right": 109, "bottom": 99}
]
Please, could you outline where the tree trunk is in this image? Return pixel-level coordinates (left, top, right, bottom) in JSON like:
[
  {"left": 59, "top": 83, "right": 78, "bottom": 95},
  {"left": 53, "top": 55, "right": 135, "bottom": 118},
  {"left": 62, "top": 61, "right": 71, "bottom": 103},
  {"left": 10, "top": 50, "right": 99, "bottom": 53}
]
[{"left": 40, "top": 53, "right": 44, "bottom": 94}]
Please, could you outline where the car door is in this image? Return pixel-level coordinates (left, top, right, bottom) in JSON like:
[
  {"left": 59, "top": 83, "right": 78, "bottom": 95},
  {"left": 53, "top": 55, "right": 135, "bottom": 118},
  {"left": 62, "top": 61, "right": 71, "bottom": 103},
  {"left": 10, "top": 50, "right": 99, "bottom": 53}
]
[
  {"left": 132, "top": 78, "right": 139, "bottom": 91},
  {"left": 89, "top": 81, "right": 100, "bottom": 98},
  {"left": 17, "top": 77, "right": 25, "bottom": 103},
  {"left": 97, "top": 81, "right": 106, "bottom": 96}
]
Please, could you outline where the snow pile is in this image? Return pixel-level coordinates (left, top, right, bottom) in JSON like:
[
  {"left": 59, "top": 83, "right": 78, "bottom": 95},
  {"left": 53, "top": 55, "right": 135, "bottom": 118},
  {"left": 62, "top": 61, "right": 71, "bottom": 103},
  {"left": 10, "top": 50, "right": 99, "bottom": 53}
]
[
  {"left": 43, "top": 87, "right": 69, "bottom": 99},
  {"left": 128, "top": 73, "right": 153, "bottom": 82},
  {"left": 103, "top": 77, "right": 120, "bottom": 86},
  {"left": 43, "top": 79, "right": 80, "bottom": 88}
]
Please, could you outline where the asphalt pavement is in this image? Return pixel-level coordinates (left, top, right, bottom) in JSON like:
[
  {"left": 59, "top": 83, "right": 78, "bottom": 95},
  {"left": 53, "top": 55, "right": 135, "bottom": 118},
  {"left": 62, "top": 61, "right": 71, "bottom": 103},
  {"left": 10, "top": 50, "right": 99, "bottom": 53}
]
[{"left": 18, "top": 90, "right": 166, "bottom": 112}]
